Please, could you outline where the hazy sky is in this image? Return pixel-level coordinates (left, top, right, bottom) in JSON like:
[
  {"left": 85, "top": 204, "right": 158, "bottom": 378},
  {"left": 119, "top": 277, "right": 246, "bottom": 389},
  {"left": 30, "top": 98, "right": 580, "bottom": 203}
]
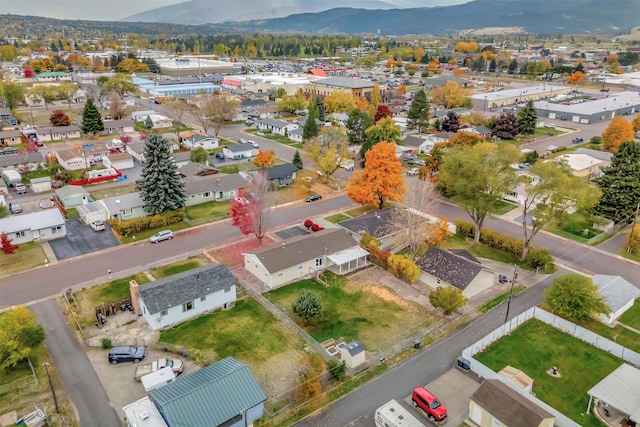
[
  {"left": 3, "top": 0, "right": 181, "bottom": 20},
  {"left": 3, "top": 0, "right": 469, "bottom": 21}
]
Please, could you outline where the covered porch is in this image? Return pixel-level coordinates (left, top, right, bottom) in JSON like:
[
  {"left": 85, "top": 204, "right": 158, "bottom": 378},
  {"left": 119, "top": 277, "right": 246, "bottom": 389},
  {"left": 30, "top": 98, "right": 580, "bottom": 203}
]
[{"left": 326, "top": 246, "right": 369, "bottom": 275}]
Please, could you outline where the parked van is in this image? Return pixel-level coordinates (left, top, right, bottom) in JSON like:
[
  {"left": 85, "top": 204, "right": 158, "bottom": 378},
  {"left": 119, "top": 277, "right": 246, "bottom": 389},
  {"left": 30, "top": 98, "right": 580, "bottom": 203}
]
[{"left": 375, "top": 399, "right": 425, "bottom": 427}]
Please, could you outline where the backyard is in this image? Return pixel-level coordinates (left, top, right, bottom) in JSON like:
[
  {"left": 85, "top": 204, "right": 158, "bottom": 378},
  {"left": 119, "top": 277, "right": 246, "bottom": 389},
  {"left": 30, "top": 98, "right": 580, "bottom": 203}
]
[
  {"left": 476, "top": 319, "right": 620, "bottom": 427},
  {"left": 158, "top": 297, "right": 305, "bottom": 397},
  {"left": 548, "top": 210, "right": 604, "bottom": 243},
  {"left": 264, "top": 276, "right": 434, "bottom": 351}
]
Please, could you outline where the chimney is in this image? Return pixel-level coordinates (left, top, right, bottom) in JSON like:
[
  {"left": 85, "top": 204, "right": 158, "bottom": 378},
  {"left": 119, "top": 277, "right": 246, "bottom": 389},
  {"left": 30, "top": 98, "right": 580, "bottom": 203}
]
[{"left": 129, "top": 280, "right": 141, "bottom": 315}]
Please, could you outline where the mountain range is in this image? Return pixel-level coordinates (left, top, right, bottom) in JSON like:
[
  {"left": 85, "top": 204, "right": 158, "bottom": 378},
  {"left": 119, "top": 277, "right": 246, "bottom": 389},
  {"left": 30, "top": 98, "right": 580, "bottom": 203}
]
[
  {"left": 121, "top": 0, "right": 468, "bottom": 25},
  {"left": 211, "top": 0, "right": 640, "bottom": 35}
]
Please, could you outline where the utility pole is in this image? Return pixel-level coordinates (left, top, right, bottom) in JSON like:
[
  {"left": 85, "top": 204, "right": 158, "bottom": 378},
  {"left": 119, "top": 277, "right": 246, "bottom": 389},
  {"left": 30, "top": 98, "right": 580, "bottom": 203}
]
[
  {"left": 43, "top": 362, "right": 59, "bottom": 413},
  {"left": 504, "top": 265, "right": 519, "bottom": 323},
  {"left": 626, "top": 203, "right": 640, "bottom": 253}
]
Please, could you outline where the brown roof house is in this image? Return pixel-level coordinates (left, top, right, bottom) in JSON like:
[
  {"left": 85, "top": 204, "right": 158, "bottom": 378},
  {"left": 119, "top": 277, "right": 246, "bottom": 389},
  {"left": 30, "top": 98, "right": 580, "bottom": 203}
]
[
  {"left": 243, "top": 228, "right": 368, "bottom": 288},
  {"left": 416, "top": 247, "right": 494, "bottom": 298},
  {"left": 469, "top": 380, "right": 554, "bottom": 427}
]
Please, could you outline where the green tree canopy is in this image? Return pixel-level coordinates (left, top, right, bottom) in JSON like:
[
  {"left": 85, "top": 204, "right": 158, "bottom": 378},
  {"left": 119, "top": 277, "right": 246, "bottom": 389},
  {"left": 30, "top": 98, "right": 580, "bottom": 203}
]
[
  {"left": 517, "top": 100, "right": 538, "bottom": 135},
  {"left": 429, "top": 286, "right": 468, "bottom": 315},
  {"left": 190, "top": 147, "right": 208, "bottom": 164},
  {"left": 360, "top": 117, "right": 401, "bottom": 164},
  {"left": 1, "top": 82, "right": 25, "bottom": 110},
  {"left": 139, "top": 134, "right": 186, "bottom": 215},
  {"left": 545, "top": 273, "right": 608, "bottom": 322},
  {"left": 80, "top": 99, "right": 104, "bottom": 135},
  {"left": 292, "top": 290, "right": 323, "bottom": 325},
  {"left": 292, "top": 149, "right": 303, "bottom": 169},
  {"left": 406, "top": 89, "right": 430, "bottom": 133},
  {"left": 303, "top": 101, "right": 319, "bottom": 141},
  {"left": 345, "top": 108, "right": 373, "bottom": 145},
  {"left": 0, "top": 306, "right": 46, "bottom": 370},
  {"left": 593, "top": 141, "right": 640, "bottom": 223}
]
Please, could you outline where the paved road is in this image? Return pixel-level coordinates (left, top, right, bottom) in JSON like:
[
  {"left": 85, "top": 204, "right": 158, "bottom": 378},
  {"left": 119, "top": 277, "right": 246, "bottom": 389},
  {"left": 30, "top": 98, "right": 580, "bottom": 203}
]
[
  {"left": 30, "top": 299, "right": 120, "bottom": 427},
  {"left": 296, "top": 271, "right": 563, "bottom": 427}
]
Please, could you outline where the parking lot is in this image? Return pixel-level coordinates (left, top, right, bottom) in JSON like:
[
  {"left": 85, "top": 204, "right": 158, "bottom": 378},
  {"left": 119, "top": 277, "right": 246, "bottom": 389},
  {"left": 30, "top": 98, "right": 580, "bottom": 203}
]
[{"left": 49, "top": 218, "right": 120, "bottom": 260}]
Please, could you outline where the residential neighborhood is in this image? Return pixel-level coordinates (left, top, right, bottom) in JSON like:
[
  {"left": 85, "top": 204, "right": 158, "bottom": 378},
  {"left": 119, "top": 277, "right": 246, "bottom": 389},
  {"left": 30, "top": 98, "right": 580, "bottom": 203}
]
[{"left": 1, "top": 6, "right": 640, "bottom": 427}]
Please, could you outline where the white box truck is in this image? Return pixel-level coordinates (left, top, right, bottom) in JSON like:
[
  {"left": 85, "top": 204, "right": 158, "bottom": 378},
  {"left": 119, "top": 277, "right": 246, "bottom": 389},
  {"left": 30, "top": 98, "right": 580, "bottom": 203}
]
[
  {"left": 375, "top": 399, "right": 425, "bottom": 427},
  {"left": 2, "top": 169, "right": 22, "bottom": 187},
  {"left": 140, "top": 366, "right": 176, "bottom": 392}
]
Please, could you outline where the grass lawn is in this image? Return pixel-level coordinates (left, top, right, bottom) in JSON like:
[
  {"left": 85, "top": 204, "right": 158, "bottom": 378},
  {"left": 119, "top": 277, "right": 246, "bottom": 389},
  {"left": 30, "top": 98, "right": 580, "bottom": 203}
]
[
  {"left": 72, "top": 273, "right": 150, "bottom": 327},
  {"left": 618, "top": 299, "right": 640, "bottom": 330},
  {"left": 117, "top": 221, "right": 192, "bottom": 244},
  {"left": 265, "top": 277, "right": 433, "bottom": 350},
  {"left": 66, "top": 207, "right": 79, "bottom": 219},
  {"left": 148, "top": 255, "right": 209, "bottom": 279},
  {"left": 159, "top": 298, "right": 298, "bottom": 364},
  {"left": 479, "top": 285, "right": 526, "bottom": 313},
  {"left": 548, "top": 210, "right": 602, "bottom": 243},
  {"left": 489, "top": 199, "right": 518, "bottom": 215},
  {"left": 577, "top": 319, "right": 640, "bottom": 354},
  {"left": 0, "top": 243, "right": 47, "bottom": 278},
  {"left": 185, "top": 200, "right": 230, "bottom": 221},
  {"left": 218, "top": 162, "right": 257, "bottom": 174},
  {"left": 476, "top": 319, "right": 619, "bottom": 427},
  {"left": 90, "top": 182, "right": 139, "bottom": 200},
  {"left": 325, "top": 213, "right": 351, "bottom": 224}
]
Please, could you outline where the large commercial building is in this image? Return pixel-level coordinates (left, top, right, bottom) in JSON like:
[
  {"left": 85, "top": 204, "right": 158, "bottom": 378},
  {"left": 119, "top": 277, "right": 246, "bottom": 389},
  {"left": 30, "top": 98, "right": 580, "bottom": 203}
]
[
  {"left": 154, "top": 56, "right": 241, "bottom": 76},
  {"left": 133, "top": 77, "right": 221, "bottom": 98},
  {"left": 534, "top": 91, "right": 640, "bottom": 124},
  {"left": 222, "top": 72, "right": 314, "bottom": 96},
  {"left": 471, "top": 85, "right": 571, "bottom": 110},
  {"left": 306, "top": 76, "right": 376, "bottom": 99}
]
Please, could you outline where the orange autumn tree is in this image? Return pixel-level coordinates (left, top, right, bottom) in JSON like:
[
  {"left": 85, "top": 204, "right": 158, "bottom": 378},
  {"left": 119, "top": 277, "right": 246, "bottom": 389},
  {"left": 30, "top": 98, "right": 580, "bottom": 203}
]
[
  {"left": 253, "top": 150, "right": 276, "bottom": 168},
  {"left": 347, "top": 141, "right": 405, "bottom": 209},
  {"left": 567, "top": 71, "right": 586, "bottom": 84},
  {"left": 602, "top": 117, "right": 635, "bottom": 152}
]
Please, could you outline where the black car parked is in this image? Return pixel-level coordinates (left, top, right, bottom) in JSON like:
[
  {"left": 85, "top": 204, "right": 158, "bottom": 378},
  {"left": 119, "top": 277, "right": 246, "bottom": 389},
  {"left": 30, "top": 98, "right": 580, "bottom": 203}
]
[{"left": 108, "top": 345, "right": 146, "bottom": 364}]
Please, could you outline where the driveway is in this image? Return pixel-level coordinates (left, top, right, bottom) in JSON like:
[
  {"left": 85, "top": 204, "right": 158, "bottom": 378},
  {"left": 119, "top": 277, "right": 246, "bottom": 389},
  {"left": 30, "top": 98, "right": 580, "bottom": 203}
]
[{"left": 49, "top": 218, "right": 120, "bottom": 260}]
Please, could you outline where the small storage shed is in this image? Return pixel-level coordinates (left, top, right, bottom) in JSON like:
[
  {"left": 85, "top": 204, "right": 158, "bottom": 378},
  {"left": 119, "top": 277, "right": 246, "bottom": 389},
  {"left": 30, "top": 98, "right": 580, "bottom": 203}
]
[
  {"left": 340, "top": 341, "right": 365, "bottom": 369},
  {"left": 30, "top": 176, "right": 52, "bottom": 193}
]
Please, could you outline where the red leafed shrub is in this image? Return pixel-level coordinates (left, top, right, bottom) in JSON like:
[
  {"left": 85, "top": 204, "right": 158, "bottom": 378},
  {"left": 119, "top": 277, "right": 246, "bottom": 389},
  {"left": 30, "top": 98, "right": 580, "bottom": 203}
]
[
  {"left": 311, "top": 224, "right": 322, "bottom": 232},
  {"left": 304, "top": 219, "right": 314, "bottom": 229}
]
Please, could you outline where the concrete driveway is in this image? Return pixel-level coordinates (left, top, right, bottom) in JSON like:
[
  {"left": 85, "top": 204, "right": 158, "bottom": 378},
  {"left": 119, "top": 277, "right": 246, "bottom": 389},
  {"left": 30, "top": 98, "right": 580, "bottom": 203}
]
[{"left": 49, "top": 218, "right": 120, "bottom": 260}]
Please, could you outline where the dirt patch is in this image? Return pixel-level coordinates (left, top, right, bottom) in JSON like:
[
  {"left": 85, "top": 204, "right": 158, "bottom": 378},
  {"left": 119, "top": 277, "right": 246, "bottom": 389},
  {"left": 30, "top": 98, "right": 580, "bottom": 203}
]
[{"left": 251, "top": 348, "right": 303, "bottom": 401}]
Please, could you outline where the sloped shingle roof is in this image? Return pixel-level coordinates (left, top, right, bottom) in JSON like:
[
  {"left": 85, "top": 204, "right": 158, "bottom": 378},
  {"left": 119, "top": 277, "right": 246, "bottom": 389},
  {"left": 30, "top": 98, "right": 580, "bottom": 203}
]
[
  {"left": 149, "top": 357, "right": 266, "bottom": 427},
  {"left": 263, "top": 163, "right": 298, "bottom": 180},
  {"left": 139, "top": 263, "right": 236, "bottom": 314},
  {"left": 471, "top": 380, "right": 553, "bottom": 426},
  {"left": 592, "top": 275, "right": 640, "bottom": 313},
  {"left": 416, "top": 247, "right": 485, "bottom": 290},
  {"left": 338, "top": 208, "right": 399, "bottom": 238}
]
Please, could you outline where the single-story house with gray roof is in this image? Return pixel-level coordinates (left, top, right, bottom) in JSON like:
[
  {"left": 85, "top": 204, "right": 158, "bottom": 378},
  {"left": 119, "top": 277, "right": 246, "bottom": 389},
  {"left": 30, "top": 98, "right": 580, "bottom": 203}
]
[
  {"left": 102, "top": 119, "right": 134, "bottom": 134},
  {"left": 338, "top": 208, "right": 406, "bottom": 251},
  {"left": 0, "top": 152, "right": 46, "bottom": 171},
  {"left": 37, "top": 124, "right": 81, "bottom": 142},
  {"left": 178, "top": 161, "right": 218, "bottom": 178},
  {"left": 135, "top": 263, "right": 237, "bottom": 330},
  {"left": 0, "top": 129, "right": 23, "bottom": 146},
  {"left": 574, "top": 147, "right": 614, "bottom": 167},
  {"left": 288, "top": 127, "right": 303, "bottom": 143},
  {"left": 126, "top": 141, "right": 145, "bottom": 163},
  {"left": 101, "top": 192, "right": 148, "bottom": 221},
  {"left": 147, "top": 357, "right": 265, "bottom": 427},
  {"left": 401, "top": 134, "right": 435, "bottom": 154},
  {"left": 262, "top": 163, "right": 298, "bottom": 187},
  {"left": 592, "top": 274, "right": 640, "bottom": 325},
  {"left": 0, "top": 209, "right": 66, "bottom": 244},
  {"left": 0, "top": 107, "right": 11, "bottom": 121},
  {"left": 469, "top": 379, "right": 554, "bottom": 427},
  {"left": 183, "top": 173, "right": 248, "bottom": 206},
  {"left": 416, "top": 246, "right": 494, "bottom": 298},
  {"left": 223, "top": 144, "right": 258, "bottom": 160},
  {"left": 181, "top": 133, "right": 219, "bottom": 150},
  {"left": 243, "top": 228, "right": 368, "bottom": 288},
  {"left": 256, "top": 117, "right": 299, "bottom": 136}
]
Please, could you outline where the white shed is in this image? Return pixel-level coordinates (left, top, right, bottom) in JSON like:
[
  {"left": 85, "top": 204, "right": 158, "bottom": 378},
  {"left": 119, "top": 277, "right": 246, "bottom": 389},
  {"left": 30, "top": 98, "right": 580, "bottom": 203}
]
[
  {"left": 30, "top": 176, "right": 52, "bottom": 193},
  {"left": 592, "top": 275, "right": 640, "bottom": 325},
  {"left": 340, "top": 341, "right": 365, "bottom": 369}
]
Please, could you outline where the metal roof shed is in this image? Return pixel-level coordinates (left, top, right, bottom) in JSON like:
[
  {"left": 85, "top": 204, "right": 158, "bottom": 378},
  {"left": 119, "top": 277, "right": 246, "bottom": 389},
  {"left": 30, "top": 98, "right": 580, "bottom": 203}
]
[{"left": 587, "top": 364, "right": 640, "bottom": 423}]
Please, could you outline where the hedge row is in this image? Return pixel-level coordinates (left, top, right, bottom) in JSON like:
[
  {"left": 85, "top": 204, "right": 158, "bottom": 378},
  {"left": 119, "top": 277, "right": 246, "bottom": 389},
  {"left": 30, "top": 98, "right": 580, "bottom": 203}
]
[
  {"left": 110, "top": 209, "right": 186, "bottom": 235},
  {"left": 454, "top": 219, "right": 552, "bottom": 269}
]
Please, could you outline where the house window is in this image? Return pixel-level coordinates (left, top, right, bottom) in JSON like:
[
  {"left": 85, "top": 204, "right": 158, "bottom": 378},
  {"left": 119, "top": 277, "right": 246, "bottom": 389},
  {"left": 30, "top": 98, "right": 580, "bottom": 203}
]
[
  {"left": 315, "top": 257, "right": 323, "bottom": 267},
  {"left": 123, "top": 208, "right": 132, "bottom": 216},
  {"left": 51, "top": 226, "right": 62, "bottom": 234},
  {"left": 298, "top": 264, "right": 303, "bottom": 269},
  {"left": 224, "top": 286, "right": 231, "bottom": 293},
  {"left": 203, "top": 192, "right": 211, "bottom": 198},
  {"left": 190, "top": 194, "right": 197, "bottom": 198},
  {"left": 200, "top": 296, "right": 206, "bottom": 302},
  {"left": 277, "top": 272, "right": 284, "bottom": 277},
  {"left": 16, "top": 231, "right": 25, "bottom": 238},
  {"left": 182, "top": 301, "right": 194, "bottom": 312},
  {"left": 160, "top": 310, "right": 168, "bottom": 316}
]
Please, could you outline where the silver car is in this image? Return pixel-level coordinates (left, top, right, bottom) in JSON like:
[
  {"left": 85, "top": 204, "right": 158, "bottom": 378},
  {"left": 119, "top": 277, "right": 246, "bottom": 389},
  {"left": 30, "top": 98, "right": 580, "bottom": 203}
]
[{"left": 150, "top": 230, "right": 173, "bottom": 243}]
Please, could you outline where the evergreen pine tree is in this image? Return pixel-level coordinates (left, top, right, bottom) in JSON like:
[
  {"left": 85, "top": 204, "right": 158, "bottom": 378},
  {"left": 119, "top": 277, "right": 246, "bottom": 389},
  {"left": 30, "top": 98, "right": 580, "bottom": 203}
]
[
  {"left": 517, "top": 100, "right": 538, "bottom": 135},
  {"left": 80, "top": 99, "right": 104, "bottom": 135},
  {"left": 315, "top": 96, "right": 326, "bottom": 122},
  {"left": 441, "top": 111, "right": 461, "bottom": 132},
  {"left": 406, "top": 89, "right": 430, "bottom": 133},
  {"left": 145, "top": 115, "right": 154, "bottom": 129},
  {"left": 303, "top": 103, "right": 319, "bottom": 141},
  {"left": 139, "top": 134, "right": 186, "bottom": 215},
  {"left": 292, "top": 149, "right": 303, "bottom": 169},
  {"left": 593, "top": 141, "right": 640, "bottom": 223}
]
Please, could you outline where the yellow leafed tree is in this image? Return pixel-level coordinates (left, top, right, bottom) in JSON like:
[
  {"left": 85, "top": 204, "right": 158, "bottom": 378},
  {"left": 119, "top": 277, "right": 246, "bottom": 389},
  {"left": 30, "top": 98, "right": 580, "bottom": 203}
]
[
  {"left": 323, "top": 90, "right": 356, "bottom": 114},
  {"left": 602, "top": 116, "right": 635, "bottom": 152}
]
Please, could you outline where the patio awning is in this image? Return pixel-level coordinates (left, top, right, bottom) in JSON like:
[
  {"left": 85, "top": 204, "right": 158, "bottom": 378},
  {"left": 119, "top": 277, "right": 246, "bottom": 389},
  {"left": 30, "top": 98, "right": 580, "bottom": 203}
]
[
  {"left": 588, "top": 364, "right": 640, "bottom": 422},
  {"left": 327, "top": 246, "right": 369, "bottom": 265}
]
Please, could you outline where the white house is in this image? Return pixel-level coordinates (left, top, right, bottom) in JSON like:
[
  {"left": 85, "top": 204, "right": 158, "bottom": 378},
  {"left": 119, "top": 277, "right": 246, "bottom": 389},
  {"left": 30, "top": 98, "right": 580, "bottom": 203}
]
[
  {"left": 0, "top": 209, "right": 66, "bottom": 244},
  {"left": 223, "top": 144, "right": 258, "bottom": 160},
  {"left": 256, "top": 117, "right": 299, "bottom": 136},
  {"left": 288, "top": 127, "right": 303, "bottom": 143},
  {"left": 132, "top": 110, "right": 158, "bottom": 122},
  {"left": 181, "top": 134, "right": 219, "bottom": 150},
  {"left": 416, "top": 247, "right": 495, "bottom": 298},
  {"left": 243, "top": 228, "right": 369, "bottom": 288},
  {"left": 103, "top": 152, "right": 135, "bottom": 171},
  {"left": 401, "top": 134, "right": 435, "bottom": 154},
  {"left": 592, "top": 275, "right": 640, "bottom": 325},
  {"left": 134, "top": 263, "right": 237, "bottom": 330},
  {"left": 183, "top": 173, "right": 249, "bottom": 206},
  {"left": 126, "top": 142, "right": 146, "bottom": 163},
  {"left": 37, "top": 125, "right": 82, "bottom": 142},
  {"left": 145, "top": 114, "right": 173, "bottom": 129}
]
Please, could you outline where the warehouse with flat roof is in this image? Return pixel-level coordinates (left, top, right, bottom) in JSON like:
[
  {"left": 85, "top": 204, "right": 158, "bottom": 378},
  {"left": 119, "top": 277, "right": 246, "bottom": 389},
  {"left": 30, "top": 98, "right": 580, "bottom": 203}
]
[{"left": 534, "top": 91, "right": 640, "bottom": 124}]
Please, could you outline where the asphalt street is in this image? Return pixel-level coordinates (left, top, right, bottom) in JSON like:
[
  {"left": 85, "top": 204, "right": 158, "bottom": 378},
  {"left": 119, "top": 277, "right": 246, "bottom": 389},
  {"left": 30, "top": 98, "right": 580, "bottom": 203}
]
[
  {"left": 30, "top": 299, "right": 121, "bottom": 427},
  {"left": 295, "top": 271, "right": 563, "bottom": 427}
]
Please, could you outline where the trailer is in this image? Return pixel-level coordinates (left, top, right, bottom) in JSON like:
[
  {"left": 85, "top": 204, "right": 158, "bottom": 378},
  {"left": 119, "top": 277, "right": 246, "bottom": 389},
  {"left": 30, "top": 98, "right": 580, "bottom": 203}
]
[
  {"left": 375, "top": 399, "right": 425, "bottom": 427},
  {"left": 2, "top": 169, "right": 22, "bottom": 187},
  {"left": 140, "top": 366, "right": 176, "bottom": 392}
]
